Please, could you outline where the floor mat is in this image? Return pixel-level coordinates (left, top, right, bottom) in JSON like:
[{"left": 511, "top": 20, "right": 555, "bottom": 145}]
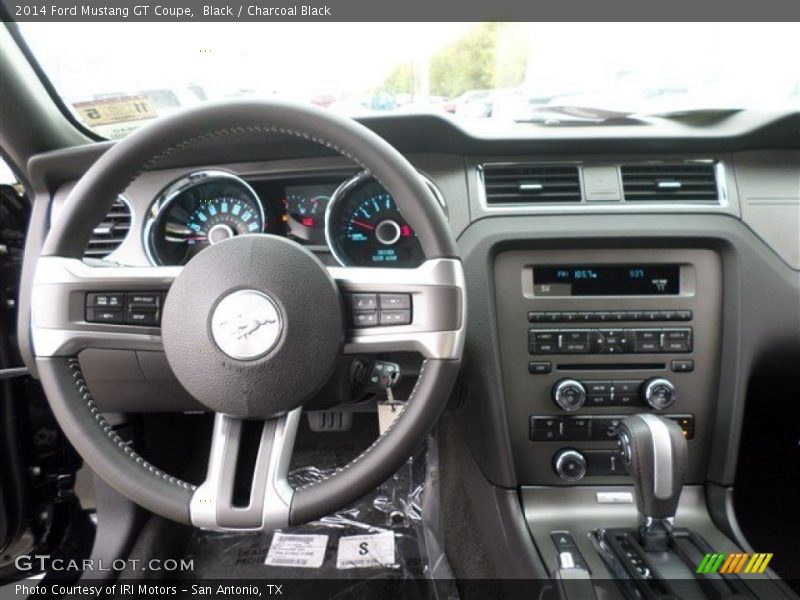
[{"left": 180, "top": 442, "right": 459, "bottom": 600}]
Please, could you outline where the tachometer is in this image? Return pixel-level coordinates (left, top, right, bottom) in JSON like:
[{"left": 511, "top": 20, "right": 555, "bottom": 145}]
[
  {"left": 325, "top": 172, "right": 444, "bottom": 268},
  {"left": 145, "top": 170, "right": 265, "bottom": 265}
]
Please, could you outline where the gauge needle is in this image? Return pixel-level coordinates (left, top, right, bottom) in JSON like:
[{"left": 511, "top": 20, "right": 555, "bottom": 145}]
[{"left": 351, "top": 219, "right": 374, "bottom": 230}]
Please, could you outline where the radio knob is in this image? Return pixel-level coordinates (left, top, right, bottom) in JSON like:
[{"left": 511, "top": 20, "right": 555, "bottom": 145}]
[
  {"left": 552, "top": 379, "right": 586, "bottom": 412},
  {"left": 554, "top": 449, "right": 588, "bottom": 481},
  {"left": 642, "top": 378, "right": 676, "bottom": 410}
]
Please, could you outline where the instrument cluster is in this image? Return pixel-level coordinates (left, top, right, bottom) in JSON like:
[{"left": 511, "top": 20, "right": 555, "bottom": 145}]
[{"left": 144, "top": 169, "right": 445, "bottom": 268}]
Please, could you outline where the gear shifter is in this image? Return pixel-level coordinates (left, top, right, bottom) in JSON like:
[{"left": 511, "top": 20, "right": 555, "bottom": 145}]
[{"left": 617, "top": 414, "right": 687, "bottom": 551}]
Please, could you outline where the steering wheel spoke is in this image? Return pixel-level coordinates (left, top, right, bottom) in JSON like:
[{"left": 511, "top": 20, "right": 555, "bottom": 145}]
[
  {"left": 190, "top": 409, "right": 301, "bottom": 531},
  {"left": 329, "top": 258, "right": 466, "bottom": 359},
  {"left": 31, "top": 256, "right": 178, "bottom": 357}
]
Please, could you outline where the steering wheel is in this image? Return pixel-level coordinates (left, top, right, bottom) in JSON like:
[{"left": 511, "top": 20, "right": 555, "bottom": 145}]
[{"left": 29, "top": 101, "right": 465, "bottom": 530}]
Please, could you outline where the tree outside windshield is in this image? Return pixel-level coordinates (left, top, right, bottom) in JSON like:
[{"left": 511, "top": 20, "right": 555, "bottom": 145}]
[{"left": 18, "top": 22, "right": 800, "bottom": 139}]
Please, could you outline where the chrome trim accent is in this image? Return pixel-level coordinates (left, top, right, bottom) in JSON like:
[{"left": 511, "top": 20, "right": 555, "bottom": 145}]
[
  {"left": 643, "top": 377, "right": 676, "bottom": 410},
  {"left": 552, "top": 379, "right": 586, "bottom": 412},
  {"left": 190, "top": 409, "right": 300, "bottom": 531},
  {"left": 476, "top": 159, "right": 728, "bottom": 214},
  {"left": 210, "top": 289, "right": 283, "bottom": 361},
  {"left": 143, "top": 169, "right": 266, "bottom": 266},
  {"left": 30, "top": 257, "right": 179, "bottom": 357},
  {"left": 324, "top": 170, "right": 448, "bottom": 268},
  {"left": 637, "top": 413, "right": 673, "bottom": 500},
  {"left": 329, "top": 258, "right": 466, "bottom": 360},
  {"left": 554, "top": 449, "right": 587, "bottom": 481}
]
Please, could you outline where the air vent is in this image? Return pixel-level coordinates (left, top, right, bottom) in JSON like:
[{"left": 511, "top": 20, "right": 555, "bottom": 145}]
[
  {"left": 85, "top": 196, "right": 131, "bottom": 258},
  {"left": 481, "top": 164, "right": 582, "bottom": 204},
  {"left": 621, "top": 163, "right": 719, "bottom": 202}
]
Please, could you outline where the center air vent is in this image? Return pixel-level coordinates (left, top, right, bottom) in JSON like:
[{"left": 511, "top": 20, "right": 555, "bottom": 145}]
[
  {"left": 481, "top": 164, "right": 582, "bottom": 204},
  {"left": 85, "top": 196, "right": 132, "bottom": 258},
  {"left": 621, "top": 163, "right": 719, "bottom": 202}
]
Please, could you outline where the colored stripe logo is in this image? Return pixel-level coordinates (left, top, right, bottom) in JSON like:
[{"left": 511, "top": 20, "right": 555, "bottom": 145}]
[{"left": 697, "top": 553, "right": 773, "bottom": 574}]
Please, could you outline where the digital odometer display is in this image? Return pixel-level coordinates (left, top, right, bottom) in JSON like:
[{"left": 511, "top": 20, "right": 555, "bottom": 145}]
[{"left": 532, "top": 265, "right": 680, "bottom": 296}]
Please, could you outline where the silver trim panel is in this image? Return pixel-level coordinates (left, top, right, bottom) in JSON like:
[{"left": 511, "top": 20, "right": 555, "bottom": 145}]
[
  {"left": 190, "top": 409, "right": 300, "bottom": 531},
  {"left": 31, "top": 256, "right": 466, "bottom": 361},
  {"left": 637, "top": 413, "right": 674, "bottom": 500}
]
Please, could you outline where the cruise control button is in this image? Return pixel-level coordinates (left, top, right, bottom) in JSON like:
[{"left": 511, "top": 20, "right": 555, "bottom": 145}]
[
  {"left": 379, "top": 293, "right": 411, "bottom": 309},
  {"left": 379, "top": 310, "right": 411, "bottom": 325},
  {"left": 86, "top": 307, "right": 124, "bottom": 323},
  {"left": 86, "top": 292, "right": 124, "bottom": 308}
]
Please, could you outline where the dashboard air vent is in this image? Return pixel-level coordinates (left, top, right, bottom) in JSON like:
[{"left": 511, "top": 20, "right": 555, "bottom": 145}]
[
  {"left": 621, "top": 163, "right": 719, "bottom": 202},
  {"left": 85, "top": 197, "right": 131, "bottom": 258},
  {"left": 482, "top": 164, "right": 582, "bottom": 204}
]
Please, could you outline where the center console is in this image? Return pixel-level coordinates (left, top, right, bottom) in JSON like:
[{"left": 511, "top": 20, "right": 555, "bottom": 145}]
[{"left": 493, "top": 248, "right": 722, "bottom": 486}]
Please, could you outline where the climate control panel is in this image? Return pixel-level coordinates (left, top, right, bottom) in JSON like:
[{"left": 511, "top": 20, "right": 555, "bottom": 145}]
[{"left": 551, "top": 378, "right": 676, "bottom": 411}]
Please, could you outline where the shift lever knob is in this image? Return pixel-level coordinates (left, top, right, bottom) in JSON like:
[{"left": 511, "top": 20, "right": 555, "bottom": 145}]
[{"left": 618, "top": 414, "right": 687, "bottom": 550}]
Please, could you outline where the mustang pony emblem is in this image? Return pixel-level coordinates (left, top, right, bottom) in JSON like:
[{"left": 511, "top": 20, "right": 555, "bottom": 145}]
[{"left": 218, "top": 314, "right": 277, "bottom": 339}]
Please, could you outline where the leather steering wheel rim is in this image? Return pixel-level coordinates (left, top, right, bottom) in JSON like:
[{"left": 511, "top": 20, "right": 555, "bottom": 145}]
[{"left": 32, "top": 100, "right": 465, "bottom": 528}]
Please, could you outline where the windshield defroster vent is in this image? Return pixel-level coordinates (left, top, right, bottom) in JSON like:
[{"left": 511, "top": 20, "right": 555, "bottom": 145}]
[
  {"left": 84, "top": 196, "right": 132, "bottom": 258},
  {"left": 481, "top": 164, "right": 582, "bottom": 204},
  {"left": 621, "top": 163, "right": 719, "bottom": 202}
]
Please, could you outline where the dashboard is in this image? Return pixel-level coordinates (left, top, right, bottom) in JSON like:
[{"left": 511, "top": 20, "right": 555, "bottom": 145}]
[
  {"left": 141, "top": 168, "right": 445, "bottom": 268},
  {"left": 29, "top": 112, "right": 800, "bottom": 492}
]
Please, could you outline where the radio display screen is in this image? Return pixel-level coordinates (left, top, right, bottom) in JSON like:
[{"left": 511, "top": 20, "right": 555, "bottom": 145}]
[{"left": 532, "top": 265, "right": 680, "bottom": 296}]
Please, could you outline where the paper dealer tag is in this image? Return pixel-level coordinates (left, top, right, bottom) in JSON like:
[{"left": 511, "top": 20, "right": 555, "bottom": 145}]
[
  {"left": 336, "top": 531, "right": 396, "bottom": 569},
  {"left": 265, "top": 533, "right": 328, "bottom": 568},
  {"left": 377, "top": 402, "right": 402, "bottom": 435}
]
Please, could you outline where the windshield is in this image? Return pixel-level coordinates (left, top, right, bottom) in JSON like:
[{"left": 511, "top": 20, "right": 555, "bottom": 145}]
[{"left": 18, "top": 22, "right": 800, "bottom": 139}]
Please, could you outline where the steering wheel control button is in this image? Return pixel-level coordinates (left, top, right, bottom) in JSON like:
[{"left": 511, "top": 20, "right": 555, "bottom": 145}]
[
  {"left": 162, "top": 235, "right": 343, "bottom": 418},
  {"left": 86, "top": 292, "right": 124, "bottom": 308},
  {"left": 211, "top": 290, "right": 283, "bottom": 361},
  {"left": 127, "top": 292, "right": 161, "bottom": 307},
  {"left": 552, "top": 379, "right": 586, "bottom": 411},
  {"left": 349, "top": 294, "right": 378, "bottom": 310},
  {"left": 380, "top": 309, "right": 411, "bottom": 326},
  {"left": 352, "top": 311, "right": 378, "bottom": 327},
  {"left": 642, "top": 378, "right": 677, "bottom": 410},
  {"left": 379, "top": 293, "right": 411, "bottom": 309},
  {"left": 347, "top": 292, "right": 412, "bottom": 327},
  {"left": 86, "top": 307, "right": 124, "bottom": 324},
  {"left": 85, "top": 291, "right": 166, "bottom": 325}
]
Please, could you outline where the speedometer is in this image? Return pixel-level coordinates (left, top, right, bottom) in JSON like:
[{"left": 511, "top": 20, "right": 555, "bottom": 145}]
[
  {"left": 325, "top": 172, "right": 445, "bottom": 268},
  {"left": 145, "top": 170, "right": 265, "bottom": 265}
]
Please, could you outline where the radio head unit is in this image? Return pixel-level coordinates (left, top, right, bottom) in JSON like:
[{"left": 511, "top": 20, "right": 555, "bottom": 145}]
[{"left": 532, "top": 264, "right": 680, "bottom": 296}]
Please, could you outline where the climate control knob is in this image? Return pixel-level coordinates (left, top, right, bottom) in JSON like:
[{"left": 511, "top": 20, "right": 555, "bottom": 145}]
[
  {"left": 554, "top": 449, "right": 588, "bottom": 481},
  {"left": 642, "top": 378, "right": 676, "bottom": 410},
  {"left": 552, "top": 379, "right": 586, "bottom": 411}
]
